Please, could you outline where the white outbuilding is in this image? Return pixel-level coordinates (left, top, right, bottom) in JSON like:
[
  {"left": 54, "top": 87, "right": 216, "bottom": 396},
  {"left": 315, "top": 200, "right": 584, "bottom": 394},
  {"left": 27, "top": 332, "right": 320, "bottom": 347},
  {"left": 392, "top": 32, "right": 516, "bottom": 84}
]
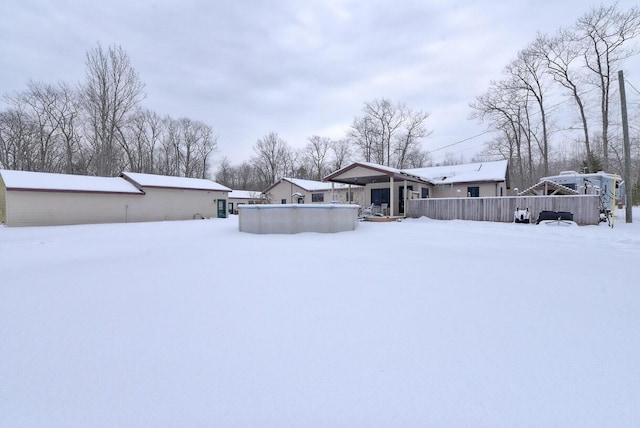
[
  {"left": 0, "top": 169, "right": 231, "bottom": 227},
  {"left": 120, "top": 172, "right": 231, "bottom": 221}
]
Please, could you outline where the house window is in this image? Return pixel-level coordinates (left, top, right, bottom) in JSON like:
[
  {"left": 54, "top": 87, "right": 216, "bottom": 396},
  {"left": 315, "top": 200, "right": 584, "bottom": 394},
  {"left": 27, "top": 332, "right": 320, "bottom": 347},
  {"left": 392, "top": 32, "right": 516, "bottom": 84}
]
[
  {"left": 281, "top": 199, "right": 287, "bottom": 204},
  {"left": 228, "top": 202, "right": 234, "bottom": 214},
  {"left": 467, "top": 186, "right": 480, "bottom": 197},
  {"left": 421, "top": 188, "right": 429, "bottom": 198},
  {"left": 371, "top": 188, "right": 390, "bottom": 205},
  {"left": 311, "top": 193, "right": 324, "bottom": 202}
]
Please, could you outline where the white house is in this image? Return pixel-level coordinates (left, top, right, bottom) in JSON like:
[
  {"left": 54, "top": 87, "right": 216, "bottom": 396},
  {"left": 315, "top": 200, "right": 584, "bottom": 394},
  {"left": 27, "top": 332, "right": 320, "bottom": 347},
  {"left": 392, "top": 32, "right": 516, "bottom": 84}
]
[
  {"left": 324, "top": 160, "right": 510, "bottom": 217},
  {"left": 263, "top": 177, "right": 364, "bottom": 206}
]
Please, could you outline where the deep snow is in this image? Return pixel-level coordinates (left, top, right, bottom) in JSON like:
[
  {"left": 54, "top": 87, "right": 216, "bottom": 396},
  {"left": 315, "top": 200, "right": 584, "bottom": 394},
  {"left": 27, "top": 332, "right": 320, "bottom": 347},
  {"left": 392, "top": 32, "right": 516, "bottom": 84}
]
[{"left": 1, "top": 209, "right": 639, "bottom": 427}]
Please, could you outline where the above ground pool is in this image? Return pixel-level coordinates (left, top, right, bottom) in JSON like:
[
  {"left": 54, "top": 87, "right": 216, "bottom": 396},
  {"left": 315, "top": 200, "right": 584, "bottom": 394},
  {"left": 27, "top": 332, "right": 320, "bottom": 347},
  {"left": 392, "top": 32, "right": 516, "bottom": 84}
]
[{"left": 238, "top": 204, "right": 359, "bottom": 234}]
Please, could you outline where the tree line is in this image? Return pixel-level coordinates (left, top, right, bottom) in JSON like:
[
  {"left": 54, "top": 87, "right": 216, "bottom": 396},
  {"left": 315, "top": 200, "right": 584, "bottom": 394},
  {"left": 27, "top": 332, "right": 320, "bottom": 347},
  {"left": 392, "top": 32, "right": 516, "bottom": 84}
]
[
  {"left": 216, "top": 99, "right": 432, "bottom": 191},
  {"left": 470, "top": 3, "right": 640, "bottom": 194},
  {"left": 0, "top": 44, "right": 216, "bottom": 178}
]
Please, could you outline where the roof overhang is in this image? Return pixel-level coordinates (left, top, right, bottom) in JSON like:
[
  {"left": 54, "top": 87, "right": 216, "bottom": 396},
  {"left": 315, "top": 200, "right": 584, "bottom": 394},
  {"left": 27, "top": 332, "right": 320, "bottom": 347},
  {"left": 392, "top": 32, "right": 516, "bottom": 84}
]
[{"left": 324, "top": 162, "right": 430, "bottom": 186}]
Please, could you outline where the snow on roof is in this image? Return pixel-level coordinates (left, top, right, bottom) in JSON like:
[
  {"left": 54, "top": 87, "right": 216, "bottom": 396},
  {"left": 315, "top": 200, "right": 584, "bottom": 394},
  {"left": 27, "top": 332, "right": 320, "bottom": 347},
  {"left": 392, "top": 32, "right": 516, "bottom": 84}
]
[
  {"left": 406, "top": 160, "right": 508, "bottom": 184},
  {"left": 280, "top": 177, "right": 354, "bottom": 192},
  {"left": 0, "top": 169, "right": 143, "bottom": 194},
  {"left": 354, "top": 161, "right": 402, "bottom": 175},
  {"left": 517, "top": 180, "right": 580, "bottom": 196},
  {"left": 284, "top": 177, "right": 333, "bottom": 191},
  {"left": 541, "top": 170, "right": 622, "bottom": 181},
  {"left": 229, "top": 190, "right": 262, "bottom": 199},
  {"left": 121, "top": 172, "right": 231, "bottom": 192}
]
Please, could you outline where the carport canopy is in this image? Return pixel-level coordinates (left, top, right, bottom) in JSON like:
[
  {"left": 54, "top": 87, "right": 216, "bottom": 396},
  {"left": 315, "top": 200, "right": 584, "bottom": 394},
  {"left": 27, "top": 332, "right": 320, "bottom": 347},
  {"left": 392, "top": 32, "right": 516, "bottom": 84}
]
[
  {"left": 323, "top": 162, "right": 429, "bottom": 217},
  {"left": 323, "top": 161, "right": 429, "bottom": 186}
]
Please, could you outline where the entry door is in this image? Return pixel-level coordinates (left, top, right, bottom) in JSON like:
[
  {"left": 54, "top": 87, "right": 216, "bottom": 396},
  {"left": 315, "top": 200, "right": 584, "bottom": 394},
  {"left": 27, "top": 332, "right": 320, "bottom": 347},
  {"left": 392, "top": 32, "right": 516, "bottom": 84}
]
[
  {"left": 399, "top": 185, "right": 413, "bottom": 214},
  {"left": 217, "top": 199, "right": 227, "bottom": 218}
]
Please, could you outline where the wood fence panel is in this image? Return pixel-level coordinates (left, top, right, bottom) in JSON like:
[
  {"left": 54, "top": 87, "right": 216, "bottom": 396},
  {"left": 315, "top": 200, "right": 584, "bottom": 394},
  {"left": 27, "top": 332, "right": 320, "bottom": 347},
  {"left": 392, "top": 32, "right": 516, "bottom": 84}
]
[{"left": 408, "top": 195, "right": 601, "bottom": 225}]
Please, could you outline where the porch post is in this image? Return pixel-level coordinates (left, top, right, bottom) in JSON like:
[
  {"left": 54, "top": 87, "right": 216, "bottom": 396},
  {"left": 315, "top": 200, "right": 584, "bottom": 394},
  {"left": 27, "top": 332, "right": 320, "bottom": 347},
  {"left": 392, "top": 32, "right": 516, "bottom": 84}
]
[
  {"left": 331, "top": 182, "right": 335, "bottom": 202},
  {"left": 390, "top": 176, "right": 395, "bottom": 217},
  {"left": 404, "top": 179, "right": 408, "bottom": 217}
]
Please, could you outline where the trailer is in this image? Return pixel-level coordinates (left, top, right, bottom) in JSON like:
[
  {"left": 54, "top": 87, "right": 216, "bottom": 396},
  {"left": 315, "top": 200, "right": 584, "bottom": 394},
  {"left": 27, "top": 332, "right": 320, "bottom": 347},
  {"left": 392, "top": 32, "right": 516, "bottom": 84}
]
[{"left": 539, "top": 171, "right": 624, "bottom": 208}]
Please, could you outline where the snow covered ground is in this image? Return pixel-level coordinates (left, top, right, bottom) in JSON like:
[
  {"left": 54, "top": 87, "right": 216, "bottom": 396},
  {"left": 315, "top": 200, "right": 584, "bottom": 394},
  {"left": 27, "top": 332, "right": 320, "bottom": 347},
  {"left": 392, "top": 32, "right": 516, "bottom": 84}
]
[{"left": 1, "top": 208, "right": 639, "bottom": 427}]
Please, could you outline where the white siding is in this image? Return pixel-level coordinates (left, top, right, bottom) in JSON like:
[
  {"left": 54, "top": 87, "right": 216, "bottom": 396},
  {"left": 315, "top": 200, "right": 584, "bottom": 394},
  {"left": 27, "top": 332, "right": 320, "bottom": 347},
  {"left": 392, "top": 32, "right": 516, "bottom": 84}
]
[
  {"left": 124, "top": 187, "right": 224, "bottom": 221},
  {"left": 5, "top": 191, "right": 145, "bottom": 227},
  {"left": 0, "top": 176, "right": 6, "bottom": 224},
  {"left": 266, "top": 181, "right": 305, "bottom": 204},
  {"left": 4, "top": 188, "right": 228, "bottom": 226},
  {"left": 430, "top": 182, "right": 502, "bottom": 198},
  {"left": 265, "top": 181, "right": 363, "bottom": 206}
]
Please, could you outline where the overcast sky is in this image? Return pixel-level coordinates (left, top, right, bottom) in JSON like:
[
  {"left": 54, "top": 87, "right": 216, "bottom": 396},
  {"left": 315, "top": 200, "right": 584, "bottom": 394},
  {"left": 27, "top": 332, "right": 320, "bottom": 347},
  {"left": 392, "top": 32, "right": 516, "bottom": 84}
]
[{"left": 1, "top": 0, "right": 638, "bottom": 166}]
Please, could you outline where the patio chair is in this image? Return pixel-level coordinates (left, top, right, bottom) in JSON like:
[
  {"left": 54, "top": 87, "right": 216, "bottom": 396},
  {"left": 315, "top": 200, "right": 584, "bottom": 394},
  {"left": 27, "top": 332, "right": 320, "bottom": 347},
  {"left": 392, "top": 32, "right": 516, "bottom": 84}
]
[{"left": 381, "top": 203, "right": 388, "bottom": 216}]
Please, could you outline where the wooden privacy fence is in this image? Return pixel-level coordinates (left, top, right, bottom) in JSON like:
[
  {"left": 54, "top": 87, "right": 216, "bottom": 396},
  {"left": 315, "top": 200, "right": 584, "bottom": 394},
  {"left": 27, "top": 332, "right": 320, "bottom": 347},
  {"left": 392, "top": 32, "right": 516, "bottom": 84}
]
[{"left": 407, "top": 195, "right": 601, "bottom": 225}]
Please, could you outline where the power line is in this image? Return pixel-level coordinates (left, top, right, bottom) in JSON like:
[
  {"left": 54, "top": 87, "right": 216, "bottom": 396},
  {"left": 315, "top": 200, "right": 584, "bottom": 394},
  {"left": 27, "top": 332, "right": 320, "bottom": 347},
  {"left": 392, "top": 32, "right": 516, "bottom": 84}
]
[
  {"left": 429, "top": 130, "right": 493, "bottom": 153},
  {"left": 429, "top": 81, "right": 634, "bottom": 158},
  {"left": 625, "top": 78, "right": 640, "bottom": 96}
]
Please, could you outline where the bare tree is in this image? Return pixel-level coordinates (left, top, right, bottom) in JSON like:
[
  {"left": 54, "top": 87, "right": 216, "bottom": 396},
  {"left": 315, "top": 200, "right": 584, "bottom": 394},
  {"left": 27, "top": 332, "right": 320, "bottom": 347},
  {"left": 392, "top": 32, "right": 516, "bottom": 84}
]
[
  {"left": 157, "top": 117, "right": 217, "bottom": 178},
  {"left": 215, "top": 156, "right": 235, "bottom": 188},
  {"left": 359, "top": 98, "right": 404, "bottom": 165},
  {"left": 122, "top": 108, "right": 164, "bottom": 173},
  {"left": 536, "top": 31, "right": 598, "bottom": 171},
  {"left": 1, "top": 81, "right": 84, "bottom": 174},
  {"left": 194, "top": 123, "right": 217, "bottom": 179},
  {"left": 505, "top": 44, "right": 552, "bottom": 175},
  {"left": 236, "top": 161, "right": 261, "bottom": 190},
  {"left": 251, "top": 132, "right": 292, "bottom": 188},
  {"left": 329, "top": 139, "right": 352, "bottom": 172},
  {"left": 350, "top": 99, "right": 431, "bottom": 167},
  {"left": 393, "top": 107, "right": 432, "bottom": 168},
  {"left": 302, "top": 135, "right": 333, "bottom": 180},
  {"left": 576, "top": 3, "right": 640, "bottom": 170},
  {"left": 52, "top": 82, "right": 84, "bottom": 174},
  {"left": 402, "top": 148, "right": 432, "bottom": 168},
  {"left": 15, "top": 82, "right": 64, "bottom": 172},
  {"left": 0, "top": 107, "right": 37, "bottom": 171},
  {"left": 470, "top": 81, "right": 531, "bottom": 188},
  {"left": 81, "top": 43, "right": 145, "bottom": 176},
  {"left": 348, "top": 116, "right": 377, "bottom": 163}
]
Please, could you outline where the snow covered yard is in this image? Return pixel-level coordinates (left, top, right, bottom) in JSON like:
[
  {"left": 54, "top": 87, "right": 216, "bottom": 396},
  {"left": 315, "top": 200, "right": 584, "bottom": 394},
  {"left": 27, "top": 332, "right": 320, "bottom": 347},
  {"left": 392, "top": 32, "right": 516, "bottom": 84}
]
[{"left": 1, "top": 210, "right": 639, "bottom": 427}]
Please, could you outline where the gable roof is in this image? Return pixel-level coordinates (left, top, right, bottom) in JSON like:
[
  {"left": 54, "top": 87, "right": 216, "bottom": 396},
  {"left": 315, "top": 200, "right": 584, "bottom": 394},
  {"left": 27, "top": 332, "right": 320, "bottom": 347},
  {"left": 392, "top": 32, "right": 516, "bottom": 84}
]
[
  {"left": 263, "top": 177, "right": 357, "bottom": 194},
  {"left": 229, "top": 190, "right": 263, "bottom": 199},
  {"left": 518, "top": 180, "right": 580, "bottom": 196},
  {"left": 0, "top": 169, "right": 143, "bottom": 194},
  {"left": 407, "top": 160, "right": 509, "bottom": 185},
  {"left": 324, "top": 160, "right": 508, "bottom": 186},
  {"left": 121, "top": 172, "right": 231, "bottom": 192},
  {"left": 323, "top": 162, "right": 429, "bottom": 185}
]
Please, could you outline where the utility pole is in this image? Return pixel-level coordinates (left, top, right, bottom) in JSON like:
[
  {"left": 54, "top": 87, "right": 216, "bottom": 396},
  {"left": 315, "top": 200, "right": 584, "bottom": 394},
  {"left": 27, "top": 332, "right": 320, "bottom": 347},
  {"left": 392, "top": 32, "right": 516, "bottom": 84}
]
[{"left": 618, "top": 70, "right": 633, "bottom": 223}]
